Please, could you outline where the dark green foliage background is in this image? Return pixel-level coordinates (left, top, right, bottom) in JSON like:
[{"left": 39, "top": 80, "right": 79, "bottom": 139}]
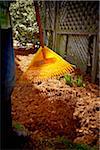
[{"left": 10, "top": 0, "right": 39, "bottom": 46}]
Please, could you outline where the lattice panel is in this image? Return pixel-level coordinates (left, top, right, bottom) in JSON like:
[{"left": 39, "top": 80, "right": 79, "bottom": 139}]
[
  {"left": 45, "top": 1, "right": 55, "bottom": 30},
  {"left": 66, "top": 35, "right": 89, "bottom": 72},
  {"left": 57, "top": 1, "right": 99, "bottom": 33}
]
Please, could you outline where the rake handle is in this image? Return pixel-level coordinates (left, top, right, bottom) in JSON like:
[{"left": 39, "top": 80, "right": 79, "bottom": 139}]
[{"left": 34, "top": 1, "right": 46, "bottom": 59}]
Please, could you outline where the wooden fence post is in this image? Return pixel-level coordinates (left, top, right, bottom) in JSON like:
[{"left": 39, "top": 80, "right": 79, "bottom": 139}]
[{"left": 91, "top": 35, "right": 98, "bottom": 82}]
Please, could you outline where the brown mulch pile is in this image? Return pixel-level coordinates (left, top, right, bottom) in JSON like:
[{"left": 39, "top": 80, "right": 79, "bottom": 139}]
[{"left": 12, "top": 50, "right": 99, "bottom": 149}]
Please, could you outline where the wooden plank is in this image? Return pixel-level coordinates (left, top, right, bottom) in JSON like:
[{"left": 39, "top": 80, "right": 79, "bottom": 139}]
[
  {"left": 45, "top": 30, "right": 97, "bottom": 36},
  {"left": 91, "top": 35, "right": 98, "bottom": 82},
  {"left": 56, "top": 32, "right": 97, "bottom": 36},
  {"left": 54, "top": 1, "right": 59, "bottom": 51},
  {"left": 52, "top": 1, "right": 56, "bottom": 50},
  {"left": 65, "top": 35, "right": 68, "bottom": 53}
]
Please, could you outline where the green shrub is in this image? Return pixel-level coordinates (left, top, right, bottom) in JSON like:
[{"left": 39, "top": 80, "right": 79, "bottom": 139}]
[{"left": 10, "top": 0, "right": 39, "bottom": 46}]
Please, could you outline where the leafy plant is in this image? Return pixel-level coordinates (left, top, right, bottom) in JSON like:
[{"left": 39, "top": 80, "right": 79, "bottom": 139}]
[
  {"left": 55, "top": 136, "right": 97, "bottom": 150},
  {"left": 75, "top": 143, "right": 90, "bottom": 150},
  {"left": 12, "top": 121, "right": 29, "bottom": 136},
  {"left": 42, "top": 136, "right": 98, "bottom": 150},
  {"left": 64, "top": 74, "right": 73, "bottom": 86},
  {"left": 64, "top": 74, "right": 85, "bottom": 87},
  {"left": 75, "top": 75, "right": 85, "bottom": 87},
  {"left": 10, "top": 0, "right": 39, "bottom": 46},
  {"left": 14, "top": 123, "right": 24, "bottom": 130}
]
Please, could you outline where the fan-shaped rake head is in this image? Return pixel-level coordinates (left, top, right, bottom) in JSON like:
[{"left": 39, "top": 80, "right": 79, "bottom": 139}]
[{"left": 20, "top": 46, "right": 74, "bottom": 83}]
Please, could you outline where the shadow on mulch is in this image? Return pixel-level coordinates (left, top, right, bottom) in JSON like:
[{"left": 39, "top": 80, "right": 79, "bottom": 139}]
[{"left": 14, "top": 48, "right": 36, "bottom": 56}]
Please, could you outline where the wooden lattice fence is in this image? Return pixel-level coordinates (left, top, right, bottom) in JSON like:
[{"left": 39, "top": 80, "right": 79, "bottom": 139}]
[{"left": 40, "top": 1, "right": 99, "bottom": 82}]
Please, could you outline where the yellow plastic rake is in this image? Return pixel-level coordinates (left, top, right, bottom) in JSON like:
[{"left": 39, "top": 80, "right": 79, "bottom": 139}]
[
  {"left": 21, "top": 46, "right": 74, "bottom": 82},
  {"left": 21, "top": 2, "right": 74, "bottom": 83}
]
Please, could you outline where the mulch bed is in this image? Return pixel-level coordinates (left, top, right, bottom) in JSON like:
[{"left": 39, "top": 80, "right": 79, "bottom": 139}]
[{"left": 11, "top": 49, "right": 99, "bottom": 149}]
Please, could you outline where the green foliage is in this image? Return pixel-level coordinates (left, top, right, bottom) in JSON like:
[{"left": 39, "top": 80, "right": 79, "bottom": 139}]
[
  {"left": 75, "top": 143, "right": 90, "bottom": 150},
  {"left": 10, "top": 0, "right": 39, "bottom": 46},
  {"left": 13, "top": 122, "right": 25, "bottom": 131},
  {"left": 55, "top": 136, "right": 97, "bottom": 150},
  {"left": 64, "top": 74, "right": 85, "bottom": 87},
  {"left": 64, "top": 74, "right": 73, "bottom": 86},
  {"left": 55, "top": 135, "right": 73, "bottom": 149},
  {"left": 74, "top": 75, "right": 85, "bottom": 87}
]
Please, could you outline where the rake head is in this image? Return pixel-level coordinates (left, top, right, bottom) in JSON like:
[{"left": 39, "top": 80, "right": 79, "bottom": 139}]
[{"left": 21, "top": 46, "right": 74, "bottom": 82}]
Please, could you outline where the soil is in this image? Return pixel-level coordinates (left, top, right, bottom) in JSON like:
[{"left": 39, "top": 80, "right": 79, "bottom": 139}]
[{"left": 12, "top": 49, "right": 99, "bottom": 149}]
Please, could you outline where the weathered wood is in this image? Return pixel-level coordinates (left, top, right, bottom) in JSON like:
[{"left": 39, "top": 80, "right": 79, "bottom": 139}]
[
  {"left": 52, "top": 1, "right": 56, "bottom": 50},
  {"left": 44, "top": 1, "right": 99, "bottom": 80},
  {"left": 66, "top": 35, "right": 88, "bottom": 72},
  {"left": 65, "top": 35, "right": 68, "bottom": 53},
  {"left": 56, "top": 32, "right": 97, "bottom": 36},
  {"left": 54, "top": 1, "right": 59, "bottom": 51},
  {"left": 91, "top": 35, "right": 98, "bottom": 82}
]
